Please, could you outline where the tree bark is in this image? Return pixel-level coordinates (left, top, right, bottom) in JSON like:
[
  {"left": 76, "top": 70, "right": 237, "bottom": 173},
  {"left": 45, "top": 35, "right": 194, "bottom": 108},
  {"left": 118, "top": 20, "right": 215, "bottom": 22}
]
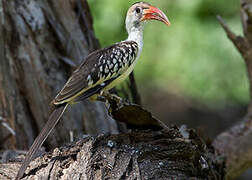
[
  {"left": 0, "top": 0, "right": 118, "bottom": 151},
  {"left": 0, "top": 128, "right": 224, "bottom": 180}
]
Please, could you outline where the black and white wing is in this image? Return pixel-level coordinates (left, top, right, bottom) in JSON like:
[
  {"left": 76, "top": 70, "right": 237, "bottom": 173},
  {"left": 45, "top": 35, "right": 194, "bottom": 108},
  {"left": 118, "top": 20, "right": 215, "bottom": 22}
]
[{"left": 53, "top": 41, "right": 138, "bottom": 105}]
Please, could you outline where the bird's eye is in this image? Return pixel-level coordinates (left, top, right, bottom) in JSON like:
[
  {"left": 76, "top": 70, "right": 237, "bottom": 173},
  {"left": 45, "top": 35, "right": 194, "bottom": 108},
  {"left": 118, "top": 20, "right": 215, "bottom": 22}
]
[{"left": 135, "top": 7, "right": 141, "bottom": 14}]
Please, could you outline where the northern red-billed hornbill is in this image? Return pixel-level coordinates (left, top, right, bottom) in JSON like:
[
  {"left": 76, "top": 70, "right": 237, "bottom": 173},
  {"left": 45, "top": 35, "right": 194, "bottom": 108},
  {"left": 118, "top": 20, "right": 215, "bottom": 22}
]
[{"left": 16, "top": 2, "right": 170, "bottom": 179}]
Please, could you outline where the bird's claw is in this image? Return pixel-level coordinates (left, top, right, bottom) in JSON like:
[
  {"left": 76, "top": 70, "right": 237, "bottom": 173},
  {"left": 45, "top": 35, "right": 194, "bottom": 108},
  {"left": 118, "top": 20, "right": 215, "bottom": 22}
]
[{"left": 97, "top": 91, "right": 124, "bottom": 113}]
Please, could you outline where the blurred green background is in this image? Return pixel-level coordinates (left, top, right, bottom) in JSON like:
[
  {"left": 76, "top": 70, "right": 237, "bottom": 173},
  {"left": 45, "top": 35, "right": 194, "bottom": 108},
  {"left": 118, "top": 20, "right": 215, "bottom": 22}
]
[{"left": 88, "top": 0, "right": 248, "bottom": 106}]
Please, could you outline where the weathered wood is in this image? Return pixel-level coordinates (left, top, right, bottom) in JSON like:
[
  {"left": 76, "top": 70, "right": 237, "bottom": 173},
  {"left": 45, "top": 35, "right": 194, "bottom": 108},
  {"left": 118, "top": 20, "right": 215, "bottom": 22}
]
[
  {"left": 0, "top": 128, "right": 224, "bottom": 180},
  {"left": 213, "top": 1, "right": 252, "bottom": 179},
  {"left": 0, "top": 0, "right": 118, "bottom": 151}
]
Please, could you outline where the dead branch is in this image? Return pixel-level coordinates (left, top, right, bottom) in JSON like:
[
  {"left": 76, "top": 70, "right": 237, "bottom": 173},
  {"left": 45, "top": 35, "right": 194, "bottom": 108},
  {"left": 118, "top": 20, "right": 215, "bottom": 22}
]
[
  {"left": 213, "top": 115, "right": 252, "bottom": 179},
  {"left": 216, "top": 15, "right": 249, "bottom": 55},
  {"left": 0, "top": 128, "right": 224, "bottom": 180},
  {"left": 213, "top": 1, "right": 252, "bottom": 179}
]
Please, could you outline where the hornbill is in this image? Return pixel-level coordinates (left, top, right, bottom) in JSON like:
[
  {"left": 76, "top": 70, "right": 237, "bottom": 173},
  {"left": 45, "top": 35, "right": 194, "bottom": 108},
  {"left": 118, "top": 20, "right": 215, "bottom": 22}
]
[{"left": 16, "top": 2, "right": 170, "bottom": 179}]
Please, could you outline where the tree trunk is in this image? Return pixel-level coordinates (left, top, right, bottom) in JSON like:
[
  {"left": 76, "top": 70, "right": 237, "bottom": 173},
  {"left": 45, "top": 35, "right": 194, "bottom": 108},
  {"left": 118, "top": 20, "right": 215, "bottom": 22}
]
[
  {"left": 0, "top": 128, "right": 224, "bottom": 180},
  {"left": 0, "top": 0, "right": 118, "bottom": 151}
]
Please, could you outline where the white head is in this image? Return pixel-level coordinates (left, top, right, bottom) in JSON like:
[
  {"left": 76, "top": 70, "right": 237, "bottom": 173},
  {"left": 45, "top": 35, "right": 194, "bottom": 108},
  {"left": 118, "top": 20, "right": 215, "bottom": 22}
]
[{"left": 125, "top": 2, "right": 170, "bottom": 35}]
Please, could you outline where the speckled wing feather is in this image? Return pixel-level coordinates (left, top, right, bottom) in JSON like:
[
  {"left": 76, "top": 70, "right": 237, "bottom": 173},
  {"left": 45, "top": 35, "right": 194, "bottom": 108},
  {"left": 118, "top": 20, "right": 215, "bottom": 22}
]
[{"left": 53, "top": 41, "right": 138, "bottom": 104}]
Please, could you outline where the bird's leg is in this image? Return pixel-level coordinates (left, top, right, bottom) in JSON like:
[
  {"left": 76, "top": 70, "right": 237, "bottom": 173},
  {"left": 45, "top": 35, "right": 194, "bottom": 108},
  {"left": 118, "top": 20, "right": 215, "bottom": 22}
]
[
  {"left": 101, "top": 91, "right": 123, "bottom": 105},
  {"left": 95, "top": 91, "right": 124, "bottom": 113},
  {"left": 95, "top": 94, "right": 107, "bottom": 103},
  {"left": 95, "top": 91, "right": 110, "bottom": 110}
]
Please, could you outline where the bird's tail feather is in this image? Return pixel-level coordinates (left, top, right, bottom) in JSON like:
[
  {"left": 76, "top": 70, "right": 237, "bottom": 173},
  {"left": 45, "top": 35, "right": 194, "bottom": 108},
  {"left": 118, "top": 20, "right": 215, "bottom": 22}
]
[{"left": 15, "top": 103, "right": 68, "bottom": 180}]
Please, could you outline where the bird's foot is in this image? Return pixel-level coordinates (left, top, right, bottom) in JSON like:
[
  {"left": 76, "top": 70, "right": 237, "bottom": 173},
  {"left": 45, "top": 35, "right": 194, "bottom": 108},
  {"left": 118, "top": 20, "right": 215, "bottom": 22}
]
[
  {"left": 101, "top": 91, "right": 123, "bottom": 104},
  {"left": 97, "top": 91, "right": 124, "bottom": 113}
]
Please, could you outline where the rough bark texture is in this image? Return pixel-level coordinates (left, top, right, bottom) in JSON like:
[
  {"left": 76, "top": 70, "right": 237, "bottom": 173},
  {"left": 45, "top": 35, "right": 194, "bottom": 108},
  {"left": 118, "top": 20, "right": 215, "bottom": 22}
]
[
  {"left": 0, "top": 0, "right": 118, "bottom": 151},
  {"left": 213, "top": 0, "right": 252, "bottom": 179},
  {"left": 0, "top": 128, "right": 224, "bottom": 180}
]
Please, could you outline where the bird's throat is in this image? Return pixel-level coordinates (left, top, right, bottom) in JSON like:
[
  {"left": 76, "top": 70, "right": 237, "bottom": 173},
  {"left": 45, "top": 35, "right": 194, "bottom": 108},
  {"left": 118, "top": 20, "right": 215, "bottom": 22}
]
[{"left": 126, "top": 26, "right": 144, "bottom": 56}]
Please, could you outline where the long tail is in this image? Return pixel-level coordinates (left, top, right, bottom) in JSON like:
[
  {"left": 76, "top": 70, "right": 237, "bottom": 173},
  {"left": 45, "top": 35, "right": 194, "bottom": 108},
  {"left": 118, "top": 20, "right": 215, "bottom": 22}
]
[{"left": 15, "top": 103, "right": 68, "bottom": 180}]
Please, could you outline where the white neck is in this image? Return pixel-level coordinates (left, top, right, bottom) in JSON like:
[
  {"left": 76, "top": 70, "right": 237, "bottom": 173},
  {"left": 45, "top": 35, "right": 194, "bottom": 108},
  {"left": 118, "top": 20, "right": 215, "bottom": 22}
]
[{"left": 126, "top": 25, "right": 144, "bottom": 57}]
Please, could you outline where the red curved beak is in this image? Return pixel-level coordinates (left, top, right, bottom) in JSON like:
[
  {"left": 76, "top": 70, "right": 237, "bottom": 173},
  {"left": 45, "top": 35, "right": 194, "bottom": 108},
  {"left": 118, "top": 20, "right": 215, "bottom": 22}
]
[{"left": 141, "top": 5, "right": 170, "bottom": 26}]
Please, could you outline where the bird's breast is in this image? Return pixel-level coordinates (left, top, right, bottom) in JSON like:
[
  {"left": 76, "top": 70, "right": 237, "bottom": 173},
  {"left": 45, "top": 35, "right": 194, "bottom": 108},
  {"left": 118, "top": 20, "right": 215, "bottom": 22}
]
[
  {"left": 99, "top": 41, "right": 139, "bottom": 91},
  {"left": 103, "top": 58, "right": 138, "bottom": 91}
]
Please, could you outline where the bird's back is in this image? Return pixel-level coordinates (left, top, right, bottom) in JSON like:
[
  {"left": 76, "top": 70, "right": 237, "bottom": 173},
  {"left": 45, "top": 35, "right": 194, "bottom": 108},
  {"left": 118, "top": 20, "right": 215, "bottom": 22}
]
[{"left": 53, "top": 41, "right": 139, "bottom": 105}]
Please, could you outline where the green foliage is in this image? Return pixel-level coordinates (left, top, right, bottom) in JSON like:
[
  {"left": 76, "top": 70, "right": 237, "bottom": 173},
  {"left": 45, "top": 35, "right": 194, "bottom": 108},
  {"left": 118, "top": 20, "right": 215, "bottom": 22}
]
[
  {"left": 195, "top": 0, "right": 239, "bottom": 19},
  {"left": 88, "top": 0, "right": 249, "bottom": 104}
]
